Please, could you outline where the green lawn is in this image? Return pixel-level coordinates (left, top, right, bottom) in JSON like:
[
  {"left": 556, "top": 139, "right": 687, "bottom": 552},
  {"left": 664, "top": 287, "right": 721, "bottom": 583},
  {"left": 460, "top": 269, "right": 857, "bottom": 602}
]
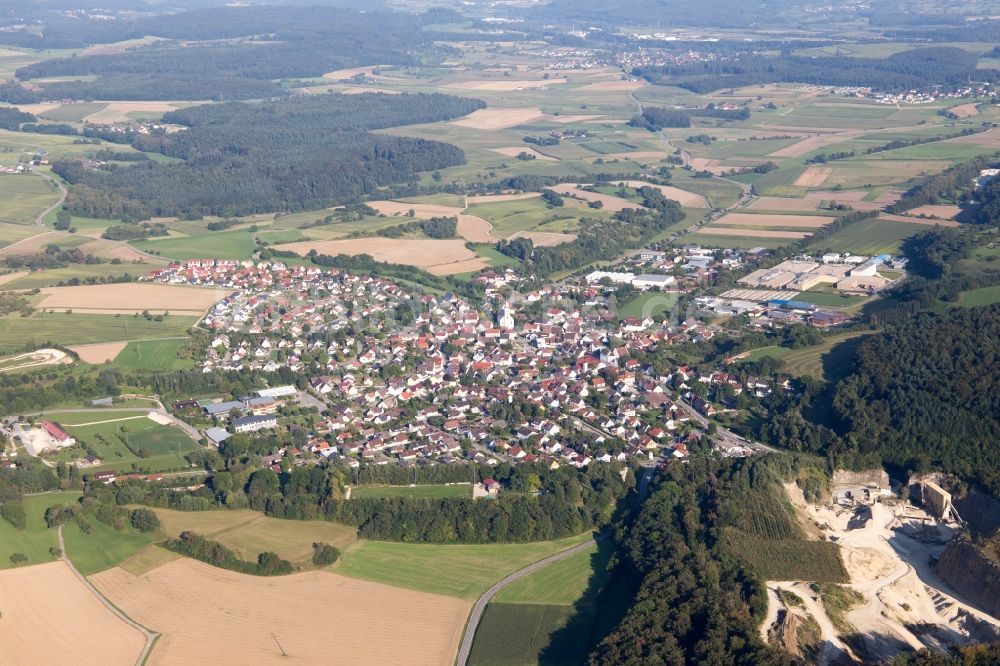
[
  {"left": 333, "top": 533, "right": 594, "bottom": 599},
  {"left": 350, "top": 484, "right": 473, "bottom": 499},
  {"left": 61, "top": 516, "right": 156, "bottom": 576},
  {"left": 466, "top": 198, "right": 591, "bottom": 238},
  {"left": 0, "top": 491, "right": 80, "bottom": 569},
  {"left": 618, "top": 291, "right": 679, "bottom": 320},
  {"left": 113, "top": 338, "right": 193, "bottom": 371},
  {"left": 134, "top": 228, "right": 257, "bottom": 260},
  {"left": 0, "top": 313, "right": 196, "bottom": 353},
  {"left": 59, "top": 414, "right": 197, "bottom": 458}
]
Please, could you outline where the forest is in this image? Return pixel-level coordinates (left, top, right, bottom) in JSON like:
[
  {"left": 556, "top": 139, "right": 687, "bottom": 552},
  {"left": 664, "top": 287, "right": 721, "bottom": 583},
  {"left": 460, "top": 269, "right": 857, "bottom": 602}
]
[
  {"left": 52, "top": 93, "right": 484, "bottom": 220},
  {"left": 635, "top": 47, "right": 995, "bottom": 93}
]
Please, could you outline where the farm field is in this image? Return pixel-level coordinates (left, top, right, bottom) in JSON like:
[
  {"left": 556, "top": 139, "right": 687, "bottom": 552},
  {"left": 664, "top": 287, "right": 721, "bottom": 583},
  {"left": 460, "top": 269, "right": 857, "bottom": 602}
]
[
  {"left": 275, "top": 237, "right": 489, "bottom": 275},
  {"left": 150, "top": 507, "right": 359, "bottom": 568},
  {"left": 618, "top": 292, "right": 680, "bottom": 319},
  {"left": 0, "top": 561, "right": 146, "bottom": 666},
  {"left": 62, "top": 515, "right": 157, "bottom": 576},
  {"left": 0, "top": 174, "right": 61, "bottom": 225},
  {"left": 70, "top": 341, "right": 128, "bottom": 364},
  {"left": 350, "top": 483, "right": 473, "bottom": 499},
  {"left": 93, "top": 559, "right": 470, "bottom": 666},
  {"left": 791, "top": 289, "right": 869, "bottom": 308},
  {"left": 807, "top": 217, "right": 925, "bottom": 254},
  {"left": 0, "top": 313, "right": 197, "bottom": 353},
  {"left": 0, "top": 491, "right": 81, "bottom": 569},
  {"left": 35, "top": 283, "right": 226, "bottom": 316},
  {"left": 334, "top": 532, "right": 595, "bottom": 599},
  {"left": 744, "top": 331, "right": 874, "bottom": 383},
  {"left": 469, "top": 603, "right": 579, "bottom": 666},
  {"left": 465, "top": 196, "right": 592, "bottom": 238},
  {"left": 0, "top": 262, "right": 162, "bottom": 289},
  {"left": 711, "top": 212, "right": 832, "bottom": 229},
  {"left": 0, "top": 222, "right": 45, "bottom": 248},
  {"left": 134, "top": 228, "right": 257, "bottom": 260},
  {"left": 38, "top": 101, "right": 108, "bottom": 122},
  {"left": 113, "top": 338, "right": 194, "bottom": 371}
]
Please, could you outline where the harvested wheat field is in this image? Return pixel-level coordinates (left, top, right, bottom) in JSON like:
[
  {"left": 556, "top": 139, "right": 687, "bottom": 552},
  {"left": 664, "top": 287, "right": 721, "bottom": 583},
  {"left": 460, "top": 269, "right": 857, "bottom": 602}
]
[
  {"left": 549, "top": 114, "right": 605, "bottom": 123},
  {"left": 769, "top": 132, "right": 857, "bottom": 158},
  {"left": 276, "top": 238, "right": 479, "bottom": 271},
  {"left": 451, "top": 107, "right": 546, "bottom": 130},
  {"left": 0, "top": 270, "right": 27, "bottom": 286},
  {"left": 550, "top": 184, "right": 643, "bottom": 212},
  {"left": 947, "top": 103, "right": 979, "bottom": 118},
  {"left": 874, "top": 189, "right": 904, "bottom": 204},
  {"left": 36, "top": 283, "right": 227, "bottom": 315},
  {"left": 465, "top": 192, "right": 541, "bottom": 205},
  {"left": 698, "top": 227, "right": 811, "bottom": 239},
  {"left": 745, "top": 196, "right": 820, "bottom": 212},
  {"left": 942, "top": 127, "right": 1000, "bottom": 148},
  {"left": 456, "top": 214, "right": 498, "bottom": 243},
  {"left": 83, "top": 102, "right": 193, "bottom": 124},
  {"left": 579, "top": 80, "right": 645, "bottom": 92},
  {"left": 491, "top": 146, "right": 558, "bottom": 161},
  {"left": 0, "top": 231, "right": 64, "bottom": 256},
  {"left": 367, "top": 201, "right": 463, "bottom": 218},
  {"left": 69, "top": 341, "right": 129, "bottom": 364},
  {"left": 878, "top": 213, "right": 960, "bottom": 227},
  {"left": 443, "top": 79, "right": 566, "bottom": 91},
  {"left": 905, "top": 204, "right": 963, "bottom": 219},
  {"left": 608, "top": 150, "right": 670, "bottom": 161},
  {"left": 793, "top": 167, "right": 832, "bottom": 187},
  {"left": 0, "top": 561, "right": 146, "bottom": 666},
  {"left": 712, "top": 212, "right": 832, "bottom": 228},
  {"left": 509, "top": 231, "right": 577, "bottom": 246},
  {"left": 622, "top": 181, "right": 710, "bottom": 208},
  {"left": 92, "top": 559, "right": 470, "bottom": 666},
  {"left": 428, "top": 258, "right": 491, "bottom": 275},
  {"left": 11, "top": 102, "right": 62, "bottom": 116}
]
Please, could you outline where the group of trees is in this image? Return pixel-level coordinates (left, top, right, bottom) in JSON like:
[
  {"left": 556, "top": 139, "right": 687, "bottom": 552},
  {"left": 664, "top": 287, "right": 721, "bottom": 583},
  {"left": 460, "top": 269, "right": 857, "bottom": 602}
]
[
  {"left": 635, "top": 47, "right": 994, "bottom": 93},
  {"left": 630, "top": 104, "right": 750, "bottom": 130},
  {"left": 888, "top": 156, "right": 997, "bottom": 215},
  {"left": 53, "top": 93, "right": 483, "bottom": 221},
  {"left": 164, "top": 531, "right": 294, "bottom": 576},
  {"left": 376, "top": 216, "right": 457, "bottom": 239}
]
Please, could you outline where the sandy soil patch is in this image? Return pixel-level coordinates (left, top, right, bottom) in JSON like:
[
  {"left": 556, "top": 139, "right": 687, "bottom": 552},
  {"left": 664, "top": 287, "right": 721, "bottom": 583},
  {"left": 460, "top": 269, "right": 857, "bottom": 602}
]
[
  {"left": 456, "top": 214, "right": 497, "bottom": 243},
  {"left": 451, "top": 107, "right": 546, "bottom": 130},
  {"left": 0, "top": 270, "right": 28, "bottom": 286},
  {"left": 0, "top": 561, "right": 146, "bottom": 666},
  {"left": 92, "top": 558, "right": 470, "bottom": 666},
  {"left": 688, "top": 157, "right": 719, "bottom": 171},
  {"left": 550, "top": 184, "right": 643, "bottom": 213},
  {"left": 794, "top": 167, "right": 832, "bottom": 188},
  {"left": 947, "top": 103, "right": 979, "bottom": 118},
  {"left": 443, "top": 79, "right": 566, "bottom": 91},
  {"left": 713, "top": 212, "right": 832, "bottom": 228},
  {"left": 905, "top": 204, "right": 963, "bottom": 220},
  {"left": 276, "top": 237, "right": 479, "bottom": 270},
  {"left": 490, "top": 146, "right": 558, "bottom": 161},
  {"left": 548, "top": 114, "right": 605, "bottom": 123},
  {"left": 622, "top": 180, "right": 710, "bottom": 208},
  {"left": 465, "top": 193, "right": 541, "bottom": 205},
  {"left": 746, "top": 197, "right": 821, "bottom": 212},
  {"left": 698, "top": 227, "right": 811, "bottom": 239},
  {"left": 37, "top": 283, "right": 227, "bottom": 315},
  {"left": 427, "top": 258, "right": 491, "bottom": 275},
  {"left": 367, "top": 201, "right": 463, "bottom": 218},
  {"left": 509, "top": 231, "right": 577, "bottom": 247},
  {"left": 69, "top": 341, "right": 129, "bottom": 364},
  {"left": 579, "top": 80, "right": 645, "bottom": 92},
  {"left": 0, "top": 348, "right": 73, "bottom": 373},
  {"left": 84, "top": 102, "right": 192, "bottom": 124},
  {"left": 878, "top": 213, "right": 960, "bottom": 228}
]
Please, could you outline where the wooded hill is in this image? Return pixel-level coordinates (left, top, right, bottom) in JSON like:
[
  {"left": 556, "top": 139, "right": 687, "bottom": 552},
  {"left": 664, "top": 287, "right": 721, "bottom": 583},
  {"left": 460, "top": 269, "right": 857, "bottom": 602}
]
[{"left": 52, "top": 93, "right": 484, "bottom": 220}]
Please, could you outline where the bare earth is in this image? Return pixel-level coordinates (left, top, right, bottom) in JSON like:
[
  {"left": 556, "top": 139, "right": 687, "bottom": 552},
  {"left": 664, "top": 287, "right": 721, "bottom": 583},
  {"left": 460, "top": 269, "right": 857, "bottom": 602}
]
[
  {"left": 698, "top": 227, "right": 811, "bottom": 239},
  {"left": 36, "top": 283, "right": 228, "bottom": 315},
  {"left": 622, "top": 180, "right": 710, "bottom": 208},
  {"left": 451, "top": 107, "right": 546, "bottom": 130},
  {"left": 443, "top": 79, "right": 566, "bottom": 91},
  {"left": 794, "top": 167, "right": 833, "bottom": 187},
  {"left": 456, "top": 214, "right": 498, "bottom": 243},
  {"left": 713, "top": 212, "right": 832, "bottom": 228},
  {"left": 367, "top": 201, "right": 464, "bottom": 218},
  {"left": 942, "top": 127, "right": 1000, "bottom": 148},
  {"left": 550, "top": 184, "right": 644, "bottom": 212},
  {"left": 878, "top": 213, "right": 960, "bottom": 228},
  {"left": 276, "top": 237, "right": 480, "bottom": 272},
  {"left": 491, "top": 146, "right": 558, "bottom": 161},
  {"left": 746, "top": 197, "right": 820, "bottom": 212},
  {"left": 83, "top": 102, "right": 192, "bottom": 124},
  {"left": 947, "top": 103, "right": 979, "bottom": 118},
  {"left": 92, "top": 559, "right": 471, "bottom": 666},
  {"left": 905, "top": 204, "right": 963, "bottom": 220},
  {"left": 509, "top": 231, "right": 577, "bottom": 247},
  {"left": 69, "top": 341, "right": 129, "bottom": 364},
  {"left": 0, "top": 561, "right": 146, "bottom": 666}
]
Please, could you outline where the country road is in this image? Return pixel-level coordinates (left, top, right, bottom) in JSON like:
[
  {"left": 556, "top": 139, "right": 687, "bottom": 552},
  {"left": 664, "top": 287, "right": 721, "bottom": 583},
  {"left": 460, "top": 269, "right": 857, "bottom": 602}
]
[
  {"left": 57, "top": 525, "right": 160, "bottom": 666},
  {"left": 34, "top": 171, "right": 67, "bottom": 227},
  {"left": 454, "top": 537, "right": 598, "bottom": 666}
]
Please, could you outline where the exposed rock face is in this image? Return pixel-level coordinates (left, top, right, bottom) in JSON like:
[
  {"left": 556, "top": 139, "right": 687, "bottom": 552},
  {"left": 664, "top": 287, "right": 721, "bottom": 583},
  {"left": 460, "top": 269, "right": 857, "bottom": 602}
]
[{"left": 936, "top": 539, "right": 1000, "bottom": 619}]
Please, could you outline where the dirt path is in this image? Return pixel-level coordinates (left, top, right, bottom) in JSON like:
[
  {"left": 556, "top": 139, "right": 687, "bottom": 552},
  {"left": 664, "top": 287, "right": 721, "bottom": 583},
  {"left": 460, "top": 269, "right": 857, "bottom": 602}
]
[
  {"left": 770, "top": 582, "right": 858, "bottom": 665},
  {"left": 34, "top": 171, "right": 67, "bottom": 228},
  {"left": 64, "top": 415, "right": 149, "bottom": 427},
  {"left": 57, "top": 525, "right": 160, "bottom": 666}
]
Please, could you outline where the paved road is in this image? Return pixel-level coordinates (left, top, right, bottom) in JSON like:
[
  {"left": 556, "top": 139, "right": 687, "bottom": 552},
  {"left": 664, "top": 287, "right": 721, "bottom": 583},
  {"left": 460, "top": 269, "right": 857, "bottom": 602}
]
[
  {"left": 34, "top": 171, "right": 67, "bottom": 227},
  {"left": 58, "top": 525, "right": 160, "bottom": 666},
  {"left": 455, "top": 537, "right": 598, "bottom": 666},
  {"left": 675, "top": 397, "right": 778, "bottom": 454}
]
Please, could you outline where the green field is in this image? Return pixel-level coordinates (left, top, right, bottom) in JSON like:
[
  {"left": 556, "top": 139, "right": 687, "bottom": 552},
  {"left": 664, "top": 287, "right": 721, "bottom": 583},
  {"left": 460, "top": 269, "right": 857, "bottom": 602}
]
[
  {"left": 0, "top": 222, "right": 44, "bottom": 248},
  {"left": 0, "top": 263, "right": 163, "bottom": 290},
  {"left": 333, "top": 533, "right": 594, "bottom": 599},
  {"left": 350, "top": 483, "right": 473, "bottom": 499},
  {"left": 744, "top": 331, "right": 873, "bottom": 383},
  {"left": 39, "top": 102, "right": 108, "bottom": 122},
  {"left": 618, "top": 291, "right": 679, "bottom": 319},
  {"left": 61, "top": 514, "right": 156, "bottom": 576},
  {"left": 134, "top": 228, "right": 257, "bottom": 260},
  {"left": 0, "top": 491, "right": 81, "bottom": 569},
  {"left": 496, "top": 544, "right": 604, "bottom": 605},
  {"left": 469, "top": 604, "right": 580, "bottom": 666},
  {"left": 59, "top": 413, "right": 197, "bottom": 457},
  {"left": 808, "top": 217, "right": 924, "bottom": 254},
  {"left": 466, "top": 197, "right": 591, "bottom": 238},
  {"left": 113, "top": 338, "right": 193, "bottom": 371},
  {"left": 792, "top": 289, "right": 869, "bottom": 308},
  {"left": 0, "top": 313, "right": 196, "bottom": 353},
  {"left": 0, "top": 174, "right": 61, "bottom": 225},
  {"left": 955, "top": 285, "right": 1000, "bottom": 308}
]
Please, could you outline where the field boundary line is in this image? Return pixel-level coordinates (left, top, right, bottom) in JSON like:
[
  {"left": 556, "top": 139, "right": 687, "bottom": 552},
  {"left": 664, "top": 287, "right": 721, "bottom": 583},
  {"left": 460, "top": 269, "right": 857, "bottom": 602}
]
[
  {"left": 454, "top": 536, "right": 597, "bottom": 666},
  {"left": 63, "top": 415, "right": 150, "bottom": 427},
  {"left": 57, "top": 525, "right": 161, "bottom": 666}
]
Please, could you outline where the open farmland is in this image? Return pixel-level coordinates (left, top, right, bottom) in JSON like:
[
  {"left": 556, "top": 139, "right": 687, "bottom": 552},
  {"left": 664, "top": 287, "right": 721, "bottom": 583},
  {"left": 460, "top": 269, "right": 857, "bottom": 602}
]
[
  {"left": 112, "top": 338, "right": 193, "bottom": 370},
  {"left": 0, "top": 261, "right": 162, "bottom": 290},
  {"left": 622, "top": 181, "right": 710, "bottom": 207},
  {"left": 0, "top": 175, "right": 61, "bottom": 225},
  {"left": 465, "top": 196, "right": 588, "bottom": 239},
  {"left": 807, "top": 217, "right": 926, "bottom": 254},
  {"left": 134, "top": 229, "right": 257, "bottom": 260},
  {"left": 0, "top": 561, "right": 146, "bottom": 666},
  {"left": 711, "top": 212, "right": 832, "bottom": 229},
  {"left": 451, "top": 107, "right": 546, "bottom": 129},
  {"left": 0, "top": 491, "right": 81, "bottom": 568},
  {"left": 744, "top": 331, "right": 874, "bottom": 383},
  {"left": 274, "top": 237, "right": 488, "bottom": 275},
  {"left": 67, "top": 342, "right": 127, "bottom": 364},
  {"left": 35, "top": 283, "right": 227, "bottom": 316},
  {"left": 93, "top": 559, "right": 470, "bottom": 666},
  {"left": 550, "top": 184, "right": 644, "bottom": 212},
  {"left": 0, "top": 313, "right": 197, "bottom": 353}
]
